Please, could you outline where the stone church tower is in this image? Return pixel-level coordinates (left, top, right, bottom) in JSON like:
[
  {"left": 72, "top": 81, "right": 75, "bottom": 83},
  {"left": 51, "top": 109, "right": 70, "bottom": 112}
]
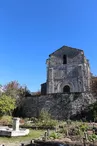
[{"left": 41, "top": 46, "right": 91, "bottom": 94}]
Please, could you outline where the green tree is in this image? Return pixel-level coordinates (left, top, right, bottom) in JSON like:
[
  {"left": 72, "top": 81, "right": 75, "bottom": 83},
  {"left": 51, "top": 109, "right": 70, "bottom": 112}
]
[
  {"left": 4, "top": 81, "right": 22, "bottom": 98},
  {"left": 4, "top": 81, "right": 31, "bottom": 98},
  {"left": 0, "top": 94, "right": 16, "bottom": 116},
  {"left": 4, "top": 81, "right": 31, "bottom": 106}
]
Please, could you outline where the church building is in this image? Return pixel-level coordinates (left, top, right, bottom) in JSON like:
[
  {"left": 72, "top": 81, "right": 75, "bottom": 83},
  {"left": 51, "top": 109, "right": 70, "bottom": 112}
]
[{"left": 41, "top": 46, "right": 91, "bottom": 94}]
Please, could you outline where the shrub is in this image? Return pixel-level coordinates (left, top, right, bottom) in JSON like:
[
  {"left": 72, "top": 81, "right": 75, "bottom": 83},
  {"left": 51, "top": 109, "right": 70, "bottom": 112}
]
[
  {"left": 58, "top": 128, "right": 67, "bottom": 135},
  {"left": 0, "top": 115, "right": 12, "bottom": 125},
  {"left": 39, "top": 110, "right": 51, "bottom": 121},
  {"left": 36, "top": 110, "right": 58, "bottom": 128},
  {"left": 68, "top": 127, "right": 80, "bottom": 136},
  {"left": 0, "top": 94, "right": 16, "bottom": 116},
  {"left": 36, "top": 119, "right": 58, "bottom": 128},
  {"left": 30, "top": 117, "right": 38, "bottom": 123},
  {"left": 49, "top": 132, "right": 60, "bottom": 139},
  {"left": 79, "top": 123, "right": 88, "bottom": 132},
  {"left": 88, "top": 133, "right": 97, "bottom": 142}
]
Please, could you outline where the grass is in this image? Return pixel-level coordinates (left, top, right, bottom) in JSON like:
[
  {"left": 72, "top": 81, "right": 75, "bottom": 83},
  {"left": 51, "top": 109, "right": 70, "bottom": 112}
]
[{"left": 0, "top": 129, "right": 45, "bottom": 144}]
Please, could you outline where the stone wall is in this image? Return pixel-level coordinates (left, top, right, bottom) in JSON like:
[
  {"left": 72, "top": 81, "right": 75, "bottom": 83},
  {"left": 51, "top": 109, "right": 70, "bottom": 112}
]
[{"left": 21, "top": 92, "right": 96, "bottom": 120}]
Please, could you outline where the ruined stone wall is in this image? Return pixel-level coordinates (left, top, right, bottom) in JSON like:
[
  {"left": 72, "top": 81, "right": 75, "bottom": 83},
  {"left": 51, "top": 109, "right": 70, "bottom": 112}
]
[{"left": 21, "top": 92, "right": 96, "bottom": 120}]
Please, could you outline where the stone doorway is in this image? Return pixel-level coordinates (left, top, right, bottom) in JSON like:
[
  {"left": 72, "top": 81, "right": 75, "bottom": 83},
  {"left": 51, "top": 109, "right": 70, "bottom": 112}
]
[{"left": 63, "top": 85, "right": 70, "bottom": 93}]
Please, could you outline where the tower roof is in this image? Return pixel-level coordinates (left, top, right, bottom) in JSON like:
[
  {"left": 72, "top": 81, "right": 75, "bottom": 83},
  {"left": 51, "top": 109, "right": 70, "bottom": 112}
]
[{"left": 49, "top": 46, "right": 84, "bottom": 58}]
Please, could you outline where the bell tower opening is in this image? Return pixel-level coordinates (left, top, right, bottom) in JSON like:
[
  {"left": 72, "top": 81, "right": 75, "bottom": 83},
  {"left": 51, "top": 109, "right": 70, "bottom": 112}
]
[
  {"left": 63, "top": 55, "right": 67, "bottom": 64},
  {"left": 63, "top": 85, "right": 70, "bottom": 93}
]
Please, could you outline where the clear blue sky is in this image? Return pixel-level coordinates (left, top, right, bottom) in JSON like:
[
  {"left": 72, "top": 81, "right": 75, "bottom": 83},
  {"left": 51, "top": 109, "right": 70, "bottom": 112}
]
[{"left": 0, "top": 0, "right": 97, "bottom": 91}]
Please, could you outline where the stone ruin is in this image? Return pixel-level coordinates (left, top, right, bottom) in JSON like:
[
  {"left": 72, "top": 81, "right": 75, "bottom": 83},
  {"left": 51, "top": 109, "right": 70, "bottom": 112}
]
[
  {"left": 41, "top": 46, "right": 91, "bottom": 94},
  {"left": 20, "top": 46, "right": 97, "bottom": 120}
]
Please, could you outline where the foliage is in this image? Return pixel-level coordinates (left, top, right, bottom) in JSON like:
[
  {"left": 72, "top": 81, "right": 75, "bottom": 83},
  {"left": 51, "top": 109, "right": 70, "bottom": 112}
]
[
  {"left": 22, "top": 118, "right": 37, "bottom": 127},
  {"left": 79, "top": 123, "right": 88, "bottom": 132},
  {"left": 58, "top": 121, "right": 88, "bottom": 137},
  {"left": 49, "top": 132, "right": 60, "bottom": 139},
  {"left": 88, "top": 102, "right": 97, "bottom": 121},
  {"left": 39, "top": 110, "right": 51, "bottom": 121},
  {"left": 0, "top": 94, "right": 16, "bottom": 116},
  {"left": 59, "top": 124, "right": 80, "bottom": 136},
  {"left": 4, "top": 81, "right": 31, "bottom": 101},
  {"left": 69, "top": 127, "right": 80, "bottom": 136},
  {"left": 36, "top": 119, "right": 58, "bottom": 128},
  {"left": 0, "top": 115, "right": 12, "bottom": 125},
  {"left": 30, "top": 117, "right": 38, "bottom": 123},
  {"left": 3, "top": 81, "right": 31, "bottom": 118},
  {"left": 4, "top": 81, "right": 21, "bottom": 98},
  {"left": 36, "top": 110, "right": 58, "bottom": 128},
  {"left": 88, "top": 133, "right": 97, "bottom": 142},
  {"left": 58, "top": 128, "right": 67, "bottom": 135}
]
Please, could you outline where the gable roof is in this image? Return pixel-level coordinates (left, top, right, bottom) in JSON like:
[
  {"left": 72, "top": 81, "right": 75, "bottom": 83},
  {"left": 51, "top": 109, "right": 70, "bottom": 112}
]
[{"left": 49, "top": 45, "right": 83, "bottom": 57}]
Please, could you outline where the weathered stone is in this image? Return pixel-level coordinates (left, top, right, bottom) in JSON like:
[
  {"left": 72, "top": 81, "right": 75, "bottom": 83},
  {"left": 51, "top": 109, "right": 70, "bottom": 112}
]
[
  {"left": 20, "top": 46, "right": 96, "bottom": 120},
  {"left": 41, "top": 46, "right": 91, "bottom": 94},
  {"left": 21, "top": 92, "right": 96, "bottom": 119}
]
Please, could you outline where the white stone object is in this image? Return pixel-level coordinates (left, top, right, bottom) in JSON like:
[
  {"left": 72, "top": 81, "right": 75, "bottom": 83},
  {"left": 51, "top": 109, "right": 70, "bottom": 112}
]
[
  {"left": 13, "top": 117, "right": 20, "bottom": 131},
  {"left": 0, "top": 117, "right": 29, "bottom": 137}
]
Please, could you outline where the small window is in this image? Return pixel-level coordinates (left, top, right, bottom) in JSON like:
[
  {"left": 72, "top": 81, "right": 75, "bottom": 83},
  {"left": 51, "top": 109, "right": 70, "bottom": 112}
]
[{"left": 63, "top": 55, "right": 67, "bottom": 64}]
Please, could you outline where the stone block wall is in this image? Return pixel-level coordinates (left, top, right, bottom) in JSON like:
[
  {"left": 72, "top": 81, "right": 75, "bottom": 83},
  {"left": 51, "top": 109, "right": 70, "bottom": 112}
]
[{"left": 21, "top": 92, "right": 96, "bottom": 120}]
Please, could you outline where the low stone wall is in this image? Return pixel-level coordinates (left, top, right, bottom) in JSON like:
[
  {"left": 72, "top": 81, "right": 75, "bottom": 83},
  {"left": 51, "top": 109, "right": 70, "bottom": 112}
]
[{"left": 21, "top": 92, "right": 97, "bottom": 120}]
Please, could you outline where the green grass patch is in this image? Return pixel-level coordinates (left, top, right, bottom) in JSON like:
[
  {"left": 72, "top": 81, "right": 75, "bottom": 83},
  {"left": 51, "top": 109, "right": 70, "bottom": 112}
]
[{"left": 0, "top": 129, "right": 45, "bottom": 143}]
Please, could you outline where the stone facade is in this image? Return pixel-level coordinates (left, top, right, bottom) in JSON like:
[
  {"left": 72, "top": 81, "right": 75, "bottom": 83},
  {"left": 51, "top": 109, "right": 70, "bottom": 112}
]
[
  {"left": 41, "top": 46, "right": 91, "bottom": 94},
  {"left": 21, "top": 93, "right": 96, "bottom": 120}
]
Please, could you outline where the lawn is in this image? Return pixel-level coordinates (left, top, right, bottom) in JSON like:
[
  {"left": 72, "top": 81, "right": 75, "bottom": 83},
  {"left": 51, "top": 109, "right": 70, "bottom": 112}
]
[{"left": 0, "top": 129, "right": 45, "bottom": 145}]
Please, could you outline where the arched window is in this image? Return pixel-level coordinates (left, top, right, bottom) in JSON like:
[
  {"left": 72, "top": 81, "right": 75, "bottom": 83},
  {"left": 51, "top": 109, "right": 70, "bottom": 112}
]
[
  {"left": 63, "top": 55, "right": 67, "bottom": 64},
  {"left": 63, "top": 85, "right": 70, "bottom": 93}
]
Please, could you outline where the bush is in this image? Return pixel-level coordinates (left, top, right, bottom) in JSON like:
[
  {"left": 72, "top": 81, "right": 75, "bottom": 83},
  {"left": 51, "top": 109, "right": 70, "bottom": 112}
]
[
  {"left": 29, "top": 117, "right": 38, "bottom": 123},
  {"left": 68, "top": 127, "right": 80, "bottom": 136},
  {"left": 36, "top": 119, "right": 58, "bottom": 128},
  {"left": 49, "top": 132, "right": 60, "bottom": 139},
  {"left": 36, "top": 110, "right": 58, "bottom": 128},
  {"left": 79, "top": 123, "right": 88, "bottom": 132},
  {"left": 0, "top": 94, "right": 16, "bottom": 116},
  {"left": 88, "top": 133, "right": 97, "bottom": 142},
  {"left": 39, "top": 110, "right": 51, "bottom": 121},
  {"left": 58, "top": 128, "right": 67, "bottom": 135},
  {"left": 0, "top": 115, "right": 12, "bottom": 125}
]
